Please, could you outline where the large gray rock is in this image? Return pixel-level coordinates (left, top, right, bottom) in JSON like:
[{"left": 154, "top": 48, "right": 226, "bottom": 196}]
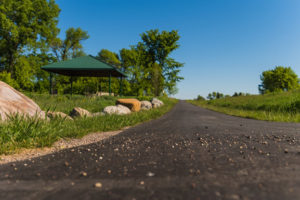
[
  {"left": 70, "top": 107, "right": 92, "bottom": 118},
  {"left": 47, "top": 111, "right": 73, "bottom": 120},
  {"left": 103, "top": 104, "right": 131, "bottom": 115},
  {"left": 0, "top": 81, "right": 44, "bottom": 120},
  {"left": 151, "top": 98, "right": 164, "bottom": 108},
  {"left": 140, "top": 100, "right": 152, "bottom": 110}
]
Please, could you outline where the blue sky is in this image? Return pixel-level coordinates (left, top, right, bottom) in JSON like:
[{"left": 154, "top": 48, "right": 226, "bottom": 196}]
[{"left": 56, "top": 0, "right": 300, "bottom": 99}]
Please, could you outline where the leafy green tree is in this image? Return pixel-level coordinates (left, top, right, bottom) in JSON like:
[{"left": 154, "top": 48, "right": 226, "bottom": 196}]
[
  {"left": 196, "top": 95, "right": 205, "bottom": 101},
  {"left": 51, "top": 28, "right": 89, "bottom": 61},
  {"left": 207, "top": 92, "right": 224, "bottom": 100},
  {"left": 97, "top": 49, "right": 121, "bottom": 68},
  {"left": 0, "top": 0, "right": 60, "bottom": 75},
  {"left": 139, "top": 29, "right": 184, "bottom": 96},
  {"left": 118, "top": 29, "right": 184, "bottom": 96},
  {"left": 260, "top": 66, "right": 299, "bottom": 93}
]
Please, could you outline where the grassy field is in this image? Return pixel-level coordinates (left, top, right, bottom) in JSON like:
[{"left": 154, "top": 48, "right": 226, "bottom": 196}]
[
  {"left": 188, "top": 90, "right": 300, "bottom": 122},
  {"left": 0, "top": 94, "right": 177, "bottom": 155}
]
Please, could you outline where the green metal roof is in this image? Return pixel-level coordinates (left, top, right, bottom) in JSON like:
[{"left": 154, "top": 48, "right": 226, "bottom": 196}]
[{"left": 41, "top": 55, "right": 127, "bottom": 77}]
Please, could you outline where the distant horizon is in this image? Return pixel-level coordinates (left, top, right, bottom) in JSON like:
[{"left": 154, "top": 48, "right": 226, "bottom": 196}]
[{"left": 56, "top": 0, "right": 300, "bottom": 99}]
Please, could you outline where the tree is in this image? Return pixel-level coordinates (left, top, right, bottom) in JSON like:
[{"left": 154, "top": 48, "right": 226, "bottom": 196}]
[
  {"left": 97, "top": 49, "right": 121, "bottom": 68},
  {"left": 260, "top": 66, "right": 299, "bottom": 93},
  {"left": 196, "top": 95, "right": 205, "bottom": 101},
  {"left": 118, "top": 29, "right": 184, "bottom": 96},
  {"left": 0, "top": 0, "right": 60, "bottom": 74},
  {"left": 51, "top": 27, "right": 89, "bottom": 61},
  {"left": 207, "top": 92, "right": 224, "bottom": 100},
  {"left": 139, "top": 29, "right": 184, "bottom": 96}
]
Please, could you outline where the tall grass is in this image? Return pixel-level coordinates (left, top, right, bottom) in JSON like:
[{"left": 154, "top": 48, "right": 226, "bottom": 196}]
[
  {"left": 188, "top": 90, "right": 300, "bottom": 122},
  {"left": 0, "top": 95, "right": 177, "bottom": 155}
]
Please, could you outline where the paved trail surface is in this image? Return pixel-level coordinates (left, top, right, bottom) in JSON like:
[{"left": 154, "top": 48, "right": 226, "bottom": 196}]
[{"left": 1, "top": 101, "right": 300, "bottom": 200}]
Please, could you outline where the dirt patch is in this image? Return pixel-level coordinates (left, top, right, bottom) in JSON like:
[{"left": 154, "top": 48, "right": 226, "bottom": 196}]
[{"left": 0, "top": 128, "right": 129, "bottom": 165}]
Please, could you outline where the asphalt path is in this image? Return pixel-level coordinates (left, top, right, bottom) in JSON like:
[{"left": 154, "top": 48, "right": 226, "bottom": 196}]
[{"left": 0, "top": 101, "right": 300, "bottom": 200}]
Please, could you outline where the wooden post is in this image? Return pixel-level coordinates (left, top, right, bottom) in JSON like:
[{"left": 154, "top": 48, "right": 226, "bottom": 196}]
[{"left": 120, "top": 76, "right": 123, "bottom": 96}]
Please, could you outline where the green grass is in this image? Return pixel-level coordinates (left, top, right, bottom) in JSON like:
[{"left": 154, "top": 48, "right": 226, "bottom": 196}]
[
  {"left": 0, "top": 95, "right": 177, "bottom": 155},
  {"left": 188, "top": 90, "right": 300, "bottom": 122},
  {"left": 26, "top": 93, "right": 120, "bottom": 114}
]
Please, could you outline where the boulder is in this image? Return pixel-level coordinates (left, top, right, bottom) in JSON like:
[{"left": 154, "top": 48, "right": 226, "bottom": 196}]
[
  {"left": 140, "top": 100, "right": 152, "bottom": 110},
  {"left": 70, "top": 107, "right": 92, "bottom": 118},
  {"left": 0, "top": 81, "right": 44, "bottom": 120},
  {"left": 47, "top": 111, "right": 73, "bottom": 120},
  {"left": 116, "top": 99, "right": 141, "bottom": 112},
  {"left": 103, "top": 104, "right": 131, "bottom": 115},
  {"left": 151, "top": 98, "right": 164, "bottom": 108}
]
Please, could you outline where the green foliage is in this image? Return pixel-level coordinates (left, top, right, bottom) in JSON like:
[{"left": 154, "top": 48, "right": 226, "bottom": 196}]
[
  {"left": 207, "top": 92, "right": 224, "bottom": 100},
  {"left": 232, "top": 92, "right": 250, "bottom": 97},
  {"left": 0, "top": 0, "right": 60, "bottom": 72},
  {"left": 97, "top": 49, "right": 121, "bottom": 67},
  {"left": 189, "top": 90, "right": 300, "bottom": 122},
  {"left": 0, "top": 71, "right": 19, "bottom": 89},
  {"left": 196, "top": 95, "right": 205, "bottom": 101},
  {"left": 260, "top": 66, "right": 299, "bottom": 94},
  {"left": 51, "top": 27, "right": 89, "bottom": 61}
]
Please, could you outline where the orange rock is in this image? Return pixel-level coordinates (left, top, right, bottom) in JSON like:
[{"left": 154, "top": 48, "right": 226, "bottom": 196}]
[{"left": 116, "top": 99, "right": 141, "bottom": 112}]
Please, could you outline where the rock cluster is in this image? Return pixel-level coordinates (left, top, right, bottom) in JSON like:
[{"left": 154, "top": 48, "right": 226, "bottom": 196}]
[
  {"left": 0, "top": 81, "right": 165, "bottom": 121},
  {"left": 103, "top": 98, "right": 164, "bottom": 115}
]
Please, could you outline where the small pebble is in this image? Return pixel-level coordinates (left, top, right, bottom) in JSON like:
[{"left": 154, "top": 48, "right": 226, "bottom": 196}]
[
  {"left": 146, "top": 172, "right": 155, "bottom": 177},
  {"left": 80, "top": 171, "right": 87, "bottom": 176},
  {"left": 94, "top": 182, "right": 102, "bottom": 188}
]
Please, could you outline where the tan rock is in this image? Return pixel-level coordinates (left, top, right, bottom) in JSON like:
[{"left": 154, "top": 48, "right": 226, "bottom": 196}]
[
  {"left": 47, "top": 111, "right": 73, "bottom": 120},
  {"left": 70, "top": 107, "right": 91, "bottom": 117},
  {"left": 0, "top": 81, "right": 44, "bottom": 120},
  {"left": 116, "top": 99, "right": 141, "bottom": 112}
]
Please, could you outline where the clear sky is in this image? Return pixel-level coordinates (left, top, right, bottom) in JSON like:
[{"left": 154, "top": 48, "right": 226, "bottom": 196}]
[{"left": 56, "top": 0, "right": 300, "bottom": 99}]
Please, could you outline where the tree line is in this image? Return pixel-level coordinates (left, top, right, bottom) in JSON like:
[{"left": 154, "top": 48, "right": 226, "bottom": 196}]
[
  {"left": 197, "top": 66, "right": 299, "bottom": 100},
  {"left": 0, "top": 0, "right": 183, "bottom": 96}
]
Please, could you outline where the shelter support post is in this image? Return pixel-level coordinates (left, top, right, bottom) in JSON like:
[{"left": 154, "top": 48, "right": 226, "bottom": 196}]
[
  {"left": 49, "top": 73, "right": 53, "bottom": 95},
  {"left": 109, "top": 72, "right": 111, "bottom": 96},
  {"left": 120, "top": 76, "right": 123, "bottom": 96},
  {"left": 70, "top": 76, "right": 73, "bottom": 96}
]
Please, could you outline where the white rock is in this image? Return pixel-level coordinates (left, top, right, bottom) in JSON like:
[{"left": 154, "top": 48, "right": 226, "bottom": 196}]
[
  {"left": 103, "top": 105, "right": 131, "bottom": 115},
  {"left": 140, "top": 101, "right": 152, "bottom": 110},
  {"left": 0, "top": 81, "right": 44, "bottom": 120},
  {"left": 151, "top": 98, "right": 164, "bottom": 108}
]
